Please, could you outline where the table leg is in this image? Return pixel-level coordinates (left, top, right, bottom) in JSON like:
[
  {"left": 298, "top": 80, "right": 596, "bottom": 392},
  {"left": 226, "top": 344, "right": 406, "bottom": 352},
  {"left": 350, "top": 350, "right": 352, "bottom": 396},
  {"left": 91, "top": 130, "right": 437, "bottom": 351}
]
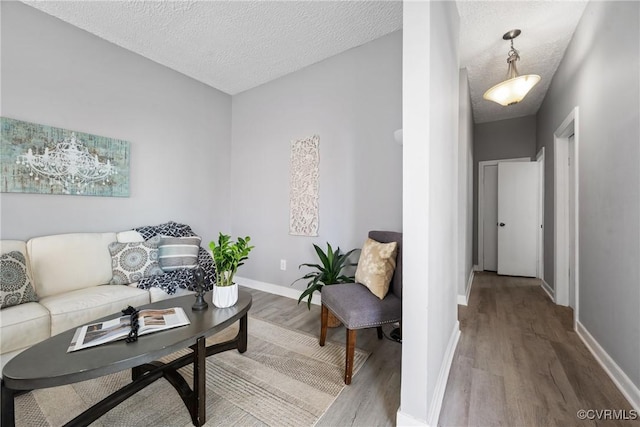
[
  {"left": 192, "top": 336, "right": 206, "bottom": 426},
  {"left": 131, "top": 365, "right": 144, "bottom": 381},
  {"left": 4, "top": 310, "right": 250, "bottom": 427},
  {"left": 238, "top": 314, "right": 248, "bottom": 353},
  {"left": 1, "top": 380, "right": 15, "bottom": 427}
]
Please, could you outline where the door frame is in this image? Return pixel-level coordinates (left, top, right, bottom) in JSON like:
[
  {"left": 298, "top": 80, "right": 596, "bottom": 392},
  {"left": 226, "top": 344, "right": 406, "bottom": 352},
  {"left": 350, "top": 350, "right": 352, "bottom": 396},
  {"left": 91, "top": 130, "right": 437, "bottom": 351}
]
[
  {"left": 536, "top": 147, "right": 545, "bottom": 279},
  {"left": 477, "top": 157, "right": 530, "bottom": 271},
  {"left": 554, "top": 106, "right": 580, "bottom": 320}
]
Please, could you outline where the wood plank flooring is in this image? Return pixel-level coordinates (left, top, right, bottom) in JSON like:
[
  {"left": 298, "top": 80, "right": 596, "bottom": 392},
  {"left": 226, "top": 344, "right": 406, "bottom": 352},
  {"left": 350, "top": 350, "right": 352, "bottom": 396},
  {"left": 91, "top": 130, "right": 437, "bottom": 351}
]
[
  {"left": 439, "top": 272, "right": 637, "bottom": 427},
  {"left": 242, "top": 287, "right": 402, "bottom": 426},
  {"left": 243, "top": 273, "right": 636, "bottom": 427}
]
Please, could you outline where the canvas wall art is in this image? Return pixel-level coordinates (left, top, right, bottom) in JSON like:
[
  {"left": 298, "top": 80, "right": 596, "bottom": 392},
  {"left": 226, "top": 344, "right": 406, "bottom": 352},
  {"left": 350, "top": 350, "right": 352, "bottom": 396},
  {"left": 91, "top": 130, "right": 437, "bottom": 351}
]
[
  {"left": 289, "top": 134, "right": 319, "bottom": 236},
  {"left": 1, "top": 117, "right": 130, "bottom": 197}
]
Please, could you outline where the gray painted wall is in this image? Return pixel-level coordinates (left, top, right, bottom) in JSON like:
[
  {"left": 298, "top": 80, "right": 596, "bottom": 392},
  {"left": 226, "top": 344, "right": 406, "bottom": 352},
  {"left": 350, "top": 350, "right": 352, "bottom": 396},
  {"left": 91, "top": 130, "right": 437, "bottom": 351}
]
[
  {"left": 0, "top": 2, "right": 232, "bottom": 245},
  {"left": 458, "top": 69, "right": 474, "bottom": 297},
  {"left": 230, "top": 31, "right": 402, "bottom": 290},
  {"left": 536, "top": 1, "right": 640, "bottom": 388},
  {"left": 472, "top": 115, "right": 537, "bottom": 264}
]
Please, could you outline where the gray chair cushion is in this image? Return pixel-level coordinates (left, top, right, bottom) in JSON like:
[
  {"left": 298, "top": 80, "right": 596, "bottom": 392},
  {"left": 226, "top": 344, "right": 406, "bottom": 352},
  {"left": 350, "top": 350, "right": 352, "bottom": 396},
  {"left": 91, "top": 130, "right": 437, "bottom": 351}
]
[{"left": 322, "top": 282, "right": 401, "bottom": 329}]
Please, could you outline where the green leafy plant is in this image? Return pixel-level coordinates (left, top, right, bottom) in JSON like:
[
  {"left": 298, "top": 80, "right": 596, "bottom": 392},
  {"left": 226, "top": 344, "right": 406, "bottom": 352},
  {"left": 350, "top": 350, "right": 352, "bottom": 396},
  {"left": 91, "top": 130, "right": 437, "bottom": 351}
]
[
  {"left": 209, "top": 233, "right": 254, "bottom": 287},
  {"left": 292, "top": 243, "right": 359, "bottom": 309}
]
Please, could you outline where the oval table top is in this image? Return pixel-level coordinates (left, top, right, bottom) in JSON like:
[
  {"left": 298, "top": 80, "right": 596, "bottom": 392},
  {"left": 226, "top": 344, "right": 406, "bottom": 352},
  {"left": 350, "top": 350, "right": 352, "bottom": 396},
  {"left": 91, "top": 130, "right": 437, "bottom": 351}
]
[{"left": 2, "top": 290, "right": 252, "bottom": 390}]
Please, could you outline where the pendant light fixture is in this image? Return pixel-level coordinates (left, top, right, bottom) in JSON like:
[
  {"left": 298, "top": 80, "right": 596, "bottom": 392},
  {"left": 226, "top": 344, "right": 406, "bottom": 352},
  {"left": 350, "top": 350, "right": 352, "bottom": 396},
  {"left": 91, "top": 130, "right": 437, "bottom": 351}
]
[{"left": 483, "top": 29, "right": 541, "bottom": 106}]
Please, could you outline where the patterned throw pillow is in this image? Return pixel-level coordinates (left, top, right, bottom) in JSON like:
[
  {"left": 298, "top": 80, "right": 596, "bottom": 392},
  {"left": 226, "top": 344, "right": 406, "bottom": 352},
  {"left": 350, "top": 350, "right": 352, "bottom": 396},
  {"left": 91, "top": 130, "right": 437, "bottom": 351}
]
[
  {"left": 109, "top": 236, "right": 164, "bottom": 285},
  {"left": 158, "top": 236, "right": 202, "bottom": 272},
  {"left": 355, "top": 238, "right": 398, "bottom": 300},
  {"left": 1, "top": 251, "right": 38, "bottom": 309}
]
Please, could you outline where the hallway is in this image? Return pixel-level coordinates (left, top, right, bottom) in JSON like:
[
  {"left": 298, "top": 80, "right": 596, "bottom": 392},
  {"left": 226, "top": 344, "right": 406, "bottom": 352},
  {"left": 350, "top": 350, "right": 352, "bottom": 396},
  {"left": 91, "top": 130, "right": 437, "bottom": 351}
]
[{"left": 439, "top": 272, "right": 637, "bottom": 426}]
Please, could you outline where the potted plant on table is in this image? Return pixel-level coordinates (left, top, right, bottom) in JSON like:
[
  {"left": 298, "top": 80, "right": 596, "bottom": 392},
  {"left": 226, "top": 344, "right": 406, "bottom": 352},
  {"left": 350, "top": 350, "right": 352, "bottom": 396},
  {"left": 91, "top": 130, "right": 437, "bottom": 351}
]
[
  {"left": 209, "top": 233, "right": 254, "bottom": 308},
  {"left": 292, "top": 243, "right": 358, "bottom": 327}
]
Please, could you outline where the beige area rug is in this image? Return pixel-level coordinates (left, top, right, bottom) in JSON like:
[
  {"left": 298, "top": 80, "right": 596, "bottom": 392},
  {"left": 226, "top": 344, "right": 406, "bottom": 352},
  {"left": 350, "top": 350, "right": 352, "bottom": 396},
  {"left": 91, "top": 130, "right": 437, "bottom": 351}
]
[{"left": 14, "top": 317, "right": 369, "bottom": 427}]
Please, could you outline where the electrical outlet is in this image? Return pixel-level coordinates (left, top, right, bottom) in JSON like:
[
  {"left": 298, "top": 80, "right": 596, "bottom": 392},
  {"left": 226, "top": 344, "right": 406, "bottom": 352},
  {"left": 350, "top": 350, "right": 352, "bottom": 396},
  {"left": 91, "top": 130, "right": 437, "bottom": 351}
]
[{"left": 280, "top": 259, "right": 287, "bottom": 271}]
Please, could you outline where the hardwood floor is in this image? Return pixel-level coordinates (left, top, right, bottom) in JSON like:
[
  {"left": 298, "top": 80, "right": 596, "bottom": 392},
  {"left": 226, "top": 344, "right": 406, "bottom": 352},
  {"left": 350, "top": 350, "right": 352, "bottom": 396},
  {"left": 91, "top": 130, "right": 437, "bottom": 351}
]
[
  {"left": 244, "top": 273, "right": 636, "bottom": 427},
  {"left": 242, "top": 287, "right": 402, "bottom": 426},
  {"left": 439, "top": 272, "right": 637, "bottom": 427}
]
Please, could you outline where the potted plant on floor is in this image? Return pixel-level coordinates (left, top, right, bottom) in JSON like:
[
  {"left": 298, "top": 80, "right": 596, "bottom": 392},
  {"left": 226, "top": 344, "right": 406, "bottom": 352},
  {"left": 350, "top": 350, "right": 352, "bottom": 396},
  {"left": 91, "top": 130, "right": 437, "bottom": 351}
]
[
  {"left": 209, "top": 233, "right": 254, "bottom": 308},
  {"left": 292, "top": 243, "right": 358, "bottom": 326}
]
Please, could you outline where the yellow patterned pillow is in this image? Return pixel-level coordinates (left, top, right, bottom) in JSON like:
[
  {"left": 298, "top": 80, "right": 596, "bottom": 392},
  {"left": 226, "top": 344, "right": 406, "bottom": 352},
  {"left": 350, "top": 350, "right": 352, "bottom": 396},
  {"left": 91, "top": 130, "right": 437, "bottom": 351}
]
[{"left": 355, "top": 238, "right": 398, "bottom": 300}]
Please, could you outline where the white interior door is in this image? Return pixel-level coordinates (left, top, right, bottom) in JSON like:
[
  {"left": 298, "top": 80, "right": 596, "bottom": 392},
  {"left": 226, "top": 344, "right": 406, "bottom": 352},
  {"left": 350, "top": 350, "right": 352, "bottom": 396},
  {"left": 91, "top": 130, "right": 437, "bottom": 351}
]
[
  {"left": 482, "top": 165, "right": 498, "bottom": 271},
  {"left": 498, "top": 162, "right": 539, "bottom": 277}
]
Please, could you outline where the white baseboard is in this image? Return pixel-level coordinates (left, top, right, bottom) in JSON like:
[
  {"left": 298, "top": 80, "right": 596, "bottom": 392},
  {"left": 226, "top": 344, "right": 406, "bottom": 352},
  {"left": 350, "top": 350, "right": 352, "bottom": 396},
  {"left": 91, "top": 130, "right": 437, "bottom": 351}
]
[
  {"left": 234, "top": 276, "right": 321, "bottom": 306},
  {"left": 473, "top": 264, "right": 482, "bottom": 272},
  {"left": 396, "top": 410, "right": 429, "bottom": 427},
  {"left": 458, "top": 269, "right": 475, "bottom": 305},
  {"left": 457, "top": 270, "right": 475, "bottom": 306},
  {"left": 540, "top": 279, "right": 555, "bottom": 302},
  {"left": 395, "top": 322, "right": 460, "bottom": 427},
  {"left": 576, "top": 321, "right": 640, "bottom": 411},
  {"left": 428, "top": 321, "right": 461, "bottom": 426}
]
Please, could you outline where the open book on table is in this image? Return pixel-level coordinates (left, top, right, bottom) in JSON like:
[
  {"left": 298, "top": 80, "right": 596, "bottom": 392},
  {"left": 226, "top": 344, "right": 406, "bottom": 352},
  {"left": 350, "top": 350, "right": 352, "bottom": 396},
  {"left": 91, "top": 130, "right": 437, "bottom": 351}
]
[{"left": 68, "top": 307, "right": 190, "bottom": 352}]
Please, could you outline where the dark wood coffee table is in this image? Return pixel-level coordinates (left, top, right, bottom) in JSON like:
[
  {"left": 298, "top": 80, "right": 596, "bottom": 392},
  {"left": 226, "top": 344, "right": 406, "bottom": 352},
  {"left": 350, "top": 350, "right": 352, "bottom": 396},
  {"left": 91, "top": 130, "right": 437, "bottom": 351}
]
[{"left": 1, "top": 290, "right": 252, "bottom": 427}]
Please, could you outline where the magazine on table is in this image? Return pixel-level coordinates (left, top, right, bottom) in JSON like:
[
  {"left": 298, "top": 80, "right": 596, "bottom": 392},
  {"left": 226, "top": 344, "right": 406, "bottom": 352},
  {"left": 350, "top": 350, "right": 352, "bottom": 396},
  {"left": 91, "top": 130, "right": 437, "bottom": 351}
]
[{"left": 68, "top": 307, "right": 190, "bottom": 352}]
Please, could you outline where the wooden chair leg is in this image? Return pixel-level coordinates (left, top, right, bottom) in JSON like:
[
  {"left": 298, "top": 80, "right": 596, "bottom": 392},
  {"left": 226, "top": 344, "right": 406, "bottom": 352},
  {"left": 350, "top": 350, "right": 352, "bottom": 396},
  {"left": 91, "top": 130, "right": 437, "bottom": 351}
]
[
  {"left": 345, "top": 328, "right": 356, "bottom": 385},
  {"left": 376, "top": 326, "right": 383, "bottom": 340},
  {"left": 320, "top": 304, "right": 328, "bottom": 346}
]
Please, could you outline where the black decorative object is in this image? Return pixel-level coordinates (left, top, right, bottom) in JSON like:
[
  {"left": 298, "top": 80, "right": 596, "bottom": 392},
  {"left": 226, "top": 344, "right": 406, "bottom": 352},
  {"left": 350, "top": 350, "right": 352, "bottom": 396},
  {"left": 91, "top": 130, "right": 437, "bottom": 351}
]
[
  {"left": 192, "top": 267, "right": 209, "bottom": 311},
  {"left": 122, "top": 305, "right": 140, "bottom": 343}
]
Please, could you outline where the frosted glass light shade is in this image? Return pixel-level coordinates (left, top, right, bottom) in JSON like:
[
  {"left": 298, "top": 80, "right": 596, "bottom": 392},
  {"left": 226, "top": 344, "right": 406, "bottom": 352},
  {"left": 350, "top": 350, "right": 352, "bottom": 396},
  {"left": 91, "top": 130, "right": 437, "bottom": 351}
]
[{"left": 483, "top": 74, "right": 541, "bottom": 106}]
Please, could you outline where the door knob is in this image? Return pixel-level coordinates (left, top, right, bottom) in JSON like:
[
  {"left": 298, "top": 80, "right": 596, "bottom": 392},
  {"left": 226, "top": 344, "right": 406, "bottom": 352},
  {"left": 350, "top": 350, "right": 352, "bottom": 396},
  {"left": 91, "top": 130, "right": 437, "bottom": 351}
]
[{"left": 499, "top": 222, "right": 505, "bottom": 227}]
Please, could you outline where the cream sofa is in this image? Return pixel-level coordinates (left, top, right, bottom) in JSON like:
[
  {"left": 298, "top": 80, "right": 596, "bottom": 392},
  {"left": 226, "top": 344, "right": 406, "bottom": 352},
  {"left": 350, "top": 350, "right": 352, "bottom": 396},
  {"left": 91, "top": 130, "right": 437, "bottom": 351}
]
[{"left": 0, "top": 230, "right": 194, "bottom": 371}]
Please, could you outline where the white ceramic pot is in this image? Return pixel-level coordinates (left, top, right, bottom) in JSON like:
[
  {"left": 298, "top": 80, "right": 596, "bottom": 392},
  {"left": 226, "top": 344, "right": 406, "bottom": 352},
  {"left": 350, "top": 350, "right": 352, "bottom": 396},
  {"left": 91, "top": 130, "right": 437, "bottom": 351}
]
[{"left": 213, "top": 283, "right": 238, "bottom": 308}]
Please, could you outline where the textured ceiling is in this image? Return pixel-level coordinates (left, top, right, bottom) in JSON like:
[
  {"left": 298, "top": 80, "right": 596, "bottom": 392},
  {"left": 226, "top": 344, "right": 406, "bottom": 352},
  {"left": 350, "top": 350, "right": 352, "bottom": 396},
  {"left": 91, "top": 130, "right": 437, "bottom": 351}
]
[
  {"left": 22, "top": 0, "right": 402, "bottom": 96},
  {"left": 22, "top": 1, "right": 587, "bottom": 123},
  {"left": 458, "top": 1, "right": 588, "bottom": 123}
]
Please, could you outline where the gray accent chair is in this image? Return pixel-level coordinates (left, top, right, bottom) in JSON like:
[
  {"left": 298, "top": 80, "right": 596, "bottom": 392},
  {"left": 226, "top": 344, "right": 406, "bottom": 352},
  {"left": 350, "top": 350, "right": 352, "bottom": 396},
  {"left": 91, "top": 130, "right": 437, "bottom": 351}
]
[{"left": 320, "top": 230, "right": 402, "bottom": 384}]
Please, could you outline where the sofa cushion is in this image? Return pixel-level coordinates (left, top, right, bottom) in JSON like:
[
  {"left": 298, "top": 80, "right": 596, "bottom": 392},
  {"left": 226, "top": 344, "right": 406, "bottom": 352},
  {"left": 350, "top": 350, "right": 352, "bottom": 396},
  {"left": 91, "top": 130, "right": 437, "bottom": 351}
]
[
  {"left": 116, "top": 230, "right": 144, "bottom": 243},
  {"left": 355, "top": 238, "right": 398, "bottom": 300},
  {"left": 27, "top": 232, "right": 117, "bottom": 298},
  {"left": 39, "top": 285, "right": 150, "bottom": 335},
  {"left": 108, "top": 236, "right": 164, "bottom": 285},
  {"left": 128, "top": 282, "right": 190, "bottom": 303},
  {"left": 143, "top": 285, "right": 196, "bottom": 303},
  {"left": 0, "top": 302, "right": 50, "bottom": 354},
  {"left": 158, "top": 236, "right": 201, "bottom": 271},
  {"left": 1, "top": 251, "right": 39, "bottom": 308}
]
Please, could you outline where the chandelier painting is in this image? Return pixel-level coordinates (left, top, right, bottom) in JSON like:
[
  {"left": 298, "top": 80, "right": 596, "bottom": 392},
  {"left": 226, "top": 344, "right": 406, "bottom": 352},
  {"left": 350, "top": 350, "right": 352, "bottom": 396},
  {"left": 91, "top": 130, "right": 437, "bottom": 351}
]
[
  {"left": 17, "top": 132, "right": 117, "bottom": 194},
  {"left": 1, "top": 117, "right": 130, "bottom": 197}
]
